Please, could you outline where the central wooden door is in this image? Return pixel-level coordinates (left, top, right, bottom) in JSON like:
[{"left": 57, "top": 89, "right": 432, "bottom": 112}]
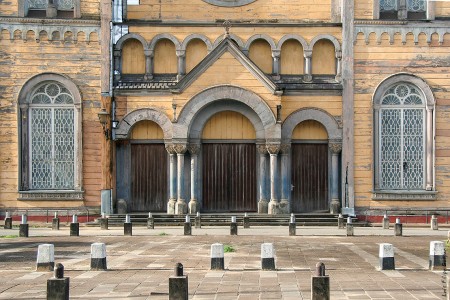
[
  {"left": 291, "top": 143, "right": 328, "bottom": 212},
  {"left": 131, "top": 144, "right": 168, "bottom": 212},
  {"left": 202, "top": 143, "right": 256, "bottom": 212}
]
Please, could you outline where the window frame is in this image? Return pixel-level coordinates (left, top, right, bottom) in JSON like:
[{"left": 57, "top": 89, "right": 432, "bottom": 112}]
[
  {"left": 372, "top": 74, "right": 435, "bottom": 200},
  {"left": 18, "top": 74, "right": 83, "bottom": 200},
  {"left": 373, "top": 0, "right": 435, "bottom": 20},
  {"left": 18, "top": 0, "right": 81, "bottom": 18}
]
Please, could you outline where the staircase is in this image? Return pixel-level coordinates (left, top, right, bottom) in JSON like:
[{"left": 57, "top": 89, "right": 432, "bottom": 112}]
[{"left": 100, "top": 213, "right": 360, "bottom": 227}]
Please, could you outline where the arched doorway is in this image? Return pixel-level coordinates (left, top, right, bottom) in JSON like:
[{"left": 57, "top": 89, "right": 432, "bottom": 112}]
[
  {"left": 201, "top": 111, "right": 257, "bottom": 212},
  {"left": 291, "top": 120, "right": 329, "bottom": 212},
  {"left": 130, "top": 120, "right": 168, "bottom": 212}
]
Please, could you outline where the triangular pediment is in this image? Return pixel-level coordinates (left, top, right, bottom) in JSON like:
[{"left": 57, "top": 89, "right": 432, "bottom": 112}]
[{"left": 172, "top": 37, "right": 282, "bottom": 95}]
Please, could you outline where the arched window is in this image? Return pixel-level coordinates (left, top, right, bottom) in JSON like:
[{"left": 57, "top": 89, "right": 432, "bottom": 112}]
[
  {"left": 18, "top": 74, "right": 83, "bottom": 200},
  {"left": 373, "top": 76, "right": 435, "bottom": 199},
  {"left": 29, "top": 82, "right": 75, "bottom": 189},
  {"left": 378, "top": 0, "right": 429, "bottom": 20}
]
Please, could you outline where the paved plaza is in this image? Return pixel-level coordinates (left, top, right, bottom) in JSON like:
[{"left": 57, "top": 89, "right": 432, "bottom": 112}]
[{"left": 0, "top": 225, "right": 448, "bottom": 299}]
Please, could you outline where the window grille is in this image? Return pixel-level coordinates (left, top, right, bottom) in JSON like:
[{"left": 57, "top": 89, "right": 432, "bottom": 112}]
[
  {"left": 380, "top": 0, "right": 397, "bottom": 12},
  {"left": 379, "top": 83, "right": 425, "bottom": 190},
  {"left": 27, "top": 0, "right": 74, "bottom": 10},
  {"left": 407, "top": 0, "right": 425, "bottom": 12},
  {"left": 29, "top": 82, "right": 75, "bottom": 190}
]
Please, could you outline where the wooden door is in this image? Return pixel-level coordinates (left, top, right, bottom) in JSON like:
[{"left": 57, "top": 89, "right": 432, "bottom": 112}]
[
  {"left": 202, "top": 143, "right": 256, "bottom": 212},
  {"left": 131, "top": 144, "right": 168, "bottom": 212},
  {"left": 291, "top": 143, "right": 328, "bottom": 212}
]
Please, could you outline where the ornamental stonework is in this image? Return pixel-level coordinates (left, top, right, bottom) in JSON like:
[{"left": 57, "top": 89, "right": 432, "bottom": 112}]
[
  {"left": 329, "top": 143, "right": 342, "bottom": 154},
  {"left": 266, "top": 144, "right": 281, "bottom": 155}
]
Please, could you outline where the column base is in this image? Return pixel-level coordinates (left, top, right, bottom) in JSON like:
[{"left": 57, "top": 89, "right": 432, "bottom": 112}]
[
  {"left": 258, "top": 200, "right": 268, "bottom": 214},
  {"left": 330, "top": 199, "right": 340, "bottom": 214},
  {"left": 167, "top": 198, "right": 176, "bottom": 214},
  {"left": 175, "top": 200, "right": 187, "bottom": 215},
  {"left": 188, "top": 199, "right": 199, "bottom": 214},
  {"left": 268, "top": 200, "right": 280, "bottom": 215},
  {"left": 279, "top": 199, "right": 289, "bottom": 214}
]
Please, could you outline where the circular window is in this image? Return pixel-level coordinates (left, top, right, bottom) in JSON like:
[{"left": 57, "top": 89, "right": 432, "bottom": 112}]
[{"left": 201, "top": 0, "right": 257, "bottom": 7}]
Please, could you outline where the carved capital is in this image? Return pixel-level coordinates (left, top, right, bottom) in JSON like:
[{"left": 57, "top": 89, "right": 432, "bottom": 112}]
[
  {"left": 280, "top": 144, "right": 291, "bottom": 154},
  {"left": 173, "top": 144, "right": 187, "bottom": 154},
  {"left": 256, "top": 144, "right": 268, "bottom": 155},
  {"left": 329, "top": 143, "right": 342, "bottom": 154},
  {"left": 266, "top": 144, "right": 281, "bottom": 155},
  {"left": 176, "top": 50, "right": 186, "bottom": 58},
  {"left": 303, "top": 50, "right": 312, "bottom": 58},
  {"left": 165, "top": 144, "right": 176, "bottom": 154},
  {"left": 188, "top": 144, "right": 200, "bottom": 155}
]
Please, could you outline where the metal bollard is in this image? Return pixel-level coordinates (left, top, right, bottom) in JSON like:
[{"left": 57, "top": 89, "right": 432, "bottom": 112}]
[
  {"left": 100, "top": 213, "right": 108, "bottom": 230},
  {"left": 169, "top": 263, "right": 188, "bottom": 300},
  {"left": 70, "top": 215, "right": 79, "bottom": 237},
  {"left": 337, "top": 214, "right": 344, "bottom": 229},
  {"left": 195, "top": 212, "right": 201, "bottom": 229},
  {"left": 147, "top": 212, "right": 154, "bottom": 229},
  {"left": 184, "top": 215, "right": 192, "bottom": 236},
  {"left": 289, "top": 214, "right": 296, "bottom": 236},
  {"left": 124, "top": 214, "right": 132, "bottom": 236},
  {"left": 47, "top": 263, "right": 69, "bottom": 300},
  {"left": 394, "top": 218, "right": 402, "bottom": 236},
  {"left": 311, "top": 262, "right": 330, "bottom": 300},
  {"left": 230, "top": 216, "right": 238, "bottom": 235},
  {"left": 431, "top": 215, "right": 438, "bottom": 230},
  {"left": 52, "top": 212, "right": 60, "bottom": 230},
  {"left": 19, "top": 214, "right": 29, "bottom": 237},
  {"left": 383, "top": 214, "right": 389, "bottom": 229},
  {"left": 243, "top": 212, "right": 250, "bottom": 228},
  {"left": 346, "top": 217, "right": 354, "bottom": 236},
  {"left": 4, "top": 211, "right": 12, "bottom": 229}
]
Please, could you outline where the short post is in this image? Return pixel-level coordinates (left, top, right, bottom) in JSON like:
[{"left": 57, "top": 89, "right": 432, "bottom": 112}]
[
  {"left": 243, "top": 212, "right": 250, "bottom": 229},
  {"left": 261, "top": 243, "right": 276, "bottom": 270},
  {"left": 100, "top": 213, "right": 108, "bottom": 230},
  {"left": 184, "top": 215, "right": 192, "bottom": 236},
  {"left": 429, "top": 241, "right": 446, "bottom": 271},
  {"left": 394, "top": 218, "right": 402, "bottom": 236},
  {"left": 147, "top": 212, "right": 154, "bottom": 229},
  {"left": 346, "top": 217, "right": 353, "bottom": 236},
  {"left": 379, "top": 243, "right": 395, "bottom": 270},
  {"left": 230, "top": 216, "right": 238, "bottom": 235},
  {"left": 37, "top": 244, "right": 55, "bottom": 271},
  {"left": 19, "top": 214, "right": 29, "bottom": 237},
  {"left": 383, "top": 213, "right": 389, "bottom": 229},
  {"left": 195, "top": 212, "right": 201, "bottom": 229},
  {"left": 47, "top": 263, "right": 69, "bottom": 300},
  {"left": 70, "top": 215, "right": 79, "bottom": 237},
  {"left": 169, "top": 263, "right": 188, "bottom": 300},
  {"left": 337, "top": 214, "right": 344, "bottom": 229},
  {"left": 124, "top": 214, "right": 132, "bottom": 236},
  {"left": 52, "top": 212, "right": 60, "bottom": 230},
  {"left": 311, "top": 262, "right": 330, "bottom": 300},
  {"left": 4, "top": 211, "right": 12, "bottom": 229},
  {"left": 90, "top": 243, "right": 107, "bottom": 271},
  {"left": 210, "top": 243, "right": 224, "bottom": 270},
  {"left": 289, "top": 214, "right": 296, "bottom": 236},
  {"left": 431, "top": 215, "right": 438, "bottom": 230}
]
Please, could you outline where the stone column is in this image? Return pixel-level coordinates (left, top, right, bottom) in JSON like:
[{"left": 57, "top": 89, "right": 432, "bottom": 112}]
[
  {"left": 257, "top": 145, "right": 269, "bottom": 214},
  {"left": 113, "top": 49, "right": 121, "bottom": 81},
  {"left": 272, "top": 50, "right": 280, "bottom": 80},
  {"left": 329, "top": 143, "right": 342, "bottom": 214},
  {"left": 267, "top": 144, "right": 281, "bottom": 215},
  {"left": 426, "top": 108, "right": 433, "bottom": 191},
  {"left": 176, "top": 50, "right": 186, "bottom": 81},
  {"left": 174, "top": 144, "right": 187, "bottom": 214},
  {"left": 335, "top": 51, "right": 342, "bottom": 82},
  {"left": 280, "top": 144, "right": 291, "bottom": 214},
  {"left": 188, "top": 144, "right": 200, "bottom": 214},
  {"left": 144, "top": 49, "right": 153, "bottom": 80},
  {"left": 303, "top": 49, "right": 312, "bottom": 82},
  {"left": 165, "top": 144, "right": 177, "bottom": 214}
]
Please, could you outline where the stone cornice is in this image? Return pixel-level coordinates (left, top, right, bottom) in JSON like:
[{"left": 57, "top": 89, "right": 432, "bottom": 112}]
[{"left": 0, "top": 17, "right": 100, "bottom": 26}]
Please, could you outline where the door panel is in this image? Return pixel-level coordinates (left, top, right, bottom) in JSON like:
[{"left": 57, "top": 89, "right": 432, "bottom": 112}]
[
  {"left": 291, "top": 143, "right": 328, "bottom": 212},
  {"left": 202, "top": 143, "right": 256, "bottom": 212},
  {"left": 131, "top": 144, "right": 168, "bottom": 212}
]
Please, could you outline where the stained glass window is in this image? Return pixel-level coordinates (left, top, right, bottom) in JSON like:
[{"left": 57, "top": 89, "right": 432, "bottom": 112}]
[
  {"left": 29, "top": 82, "right": 75, "bottom": 189},
  {"left": 379, "top": 83, "right": 425, "bottom": 190},
  {"left": 27, "top": 0, "right": 74, "bottom": 10}
]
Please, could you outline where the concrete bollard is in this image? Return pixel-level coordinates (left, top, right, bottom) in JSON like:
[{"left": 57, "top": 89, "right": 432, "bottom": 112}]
[
  {"left": 47, "top": 263, "right": 69, "bottom": 300},
  {"left": 169, "top": 263, "right": 188, "bottom": 300},
  {"left": 124, "top": 214, "right": 132, "bottom": 236},
  {"left": 429, "top": 241, "right": 446, "bottom": 271},
  {"left": 91, "top": 243, "right": 107, "bottom": 271},
  {"left": 19, "top": 214, "right": 29, "bottom": 237},
  {"left": 243, "top": 212, "right": 250, "bottom": 228},
  {"left": 379, "top": 243, "right": 395, "bottom": 270},
  {"left": 394, "top": 218, "right": 402, "bottom": 236},
  {"left": 230, "top": 216, "right": 238, "bottom": 235},
  {"left": 100, "top": 213, "right": 108, "bottom": 230},
  {"left": 289, "top": 214, "right": 296, "bottom": 236},
  {"left": 195, "top": 212, "right": 201, "bottom": 229},
  {"left": 4, "top": 211, "right": 12, "bottom": 229},
  {"left": 346, "top": 217, "right": 354, "bottom": 236},
  {"left": 337, "top": 214, "right": 344, "bottom": 229},
  {"left": 311, "top": 262, "right": 330, "bottom": 300},
  {"left": 147, "top": 212, "right": 154, "bottom": 229},
  {"left": 52, "top": 212, "right": 60, "bottom": 230},
  {"left": 70, "top": 215, "right": 79, "bottom": 237},
  {"left": 261, "top": 243, "right": 276, "bottom": 270},
  {"left": 210, "top": 243, "right": 224, "bottom": 270},
  {"left": 37, "top": 244, "right": 55, "bottom": 271},
  {"left": 383, "top": 214, "right": 389, "bottom": 229},
  {"left": 184, "top": 215, "right": 192, "bottom": 236},
  {"left": 431, "top": 215, "right": 438, "bottom": 230}
]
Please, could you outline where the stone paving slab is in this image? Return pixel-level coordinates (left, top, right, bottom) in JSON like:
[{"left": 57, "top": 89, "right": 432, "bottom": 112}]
[{"left": 0, "top": 226, "right": 448, "bottom": 299}]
